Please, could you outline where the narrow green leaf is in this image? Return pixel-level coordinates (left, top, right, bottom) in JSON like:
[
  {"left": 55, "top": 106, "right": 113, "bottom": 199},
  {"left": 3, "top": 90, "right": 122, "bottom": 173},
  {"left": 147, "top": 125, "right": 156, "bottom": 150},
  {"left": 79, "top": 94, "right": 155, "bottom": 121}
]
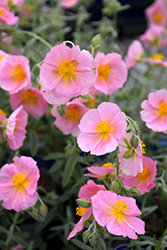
[
  {"left": 30, "top": 130, "right": 39, "bottom": 156},
  {"left": 13, "top": 235, "right": 29, "bottom": 248},
  {"left": 71, "top": 239, "right": 92, "bottom": 250},
  {"left": 5, "top": 225, "right": 14, "bottom": 245},
  {"left": 0, "top": 226, "right": 8, "bottom": 234},
  {"left": 63, "top": 150, "right": 79, "bottom": 187}
]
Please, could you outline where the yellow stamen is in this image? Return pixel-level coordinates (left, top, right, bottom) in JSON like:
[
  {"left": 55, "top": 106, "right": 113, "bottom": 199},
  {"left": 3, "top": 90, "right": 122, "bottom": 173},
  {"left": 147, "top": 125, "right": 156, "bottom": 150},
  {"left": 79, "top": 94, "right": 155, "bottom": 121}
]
[
  {"left": 137, "top": 167, "right": 151, "bottom": 183},
  {"left": 158, "top": 102, "right": 167, "bottom": 118},
  {"left": 23, "top": 89, "right": 37, "bottom": 104},
  {"left": 12, "top": 173, "right": 28, "bottom": 191},
  {"left": 76, "top": 206, "right": 89, "bottom": 216},
  {"left": 98, "top": 65, "right": 110, "bottom": 79},
  {"left": 96, "top": 120, "right": 112, "bottom": 139},
  {"left": 14, "top": 123, "right": 17, "bottom": 132},
  {"left": 86, "top": 98, "right": 98, "bottom": 108},
  {"left": 102, "top": 162, "right": 113, "bottom": 169},
  {"left": 154, "top": 13, "right": 163, "bottom": 23},
  {"left": 152, "top": 53, "right": 164, "bottom": 61},
  {"left": 111, "top": 200, "right": 129, "bottom": 222},
  {"left": 0, "top": 109, "right": 7, "bottom": 117},
  {"left": 0, "top": 9, "right": 4, "bottom": 16},
  {"left": 141, "top": 140, "right": 146, "bottom": 155},
  {"left": 0, "top": 55, "right": 4, "bottom": 61},
  {"left": 13, "top": 66, "right": 26, "bottom": 81},
  {"left": 66, "top": 107, "right": 81, "bottom": 121},
  {"left": 58, "top": 61, "right": 76, "bottom": 81}
]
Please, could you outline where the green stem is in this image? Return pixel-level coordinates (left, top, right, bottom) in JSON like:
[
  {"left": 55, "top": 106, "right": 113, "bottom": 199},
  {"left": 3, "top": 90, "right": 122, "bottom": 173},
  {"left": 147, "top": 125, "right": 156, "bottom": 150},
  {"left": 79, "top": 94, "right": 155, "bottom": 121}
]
[
  {"left": 13, "top": 30, "right": 52, "bottom": 49},
  {"left": 114, "top": 150, "right": 119, "bottom": 177},
  {"left": 141, "top": 192, "right": 149, "bottom": 213}
]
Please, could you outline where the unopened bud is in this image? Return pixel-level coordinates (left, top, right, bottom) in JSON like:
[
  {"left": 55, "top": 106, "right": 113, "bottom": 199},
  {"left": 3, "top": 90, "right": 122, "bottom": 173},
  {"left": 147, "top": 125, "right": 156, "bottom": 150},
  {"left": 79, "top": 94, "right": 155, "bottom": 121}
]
[
  {"left": 111, "top": 180, "right": 121, "bottom": 193},
  {"left": 83, "top": 230, "right": 91, "bottom": 243},
  {"left": 163, "top": 159, "right": 167, "bottom": 169},
  {"left": 32, "top": 210, "right": 41, "bottom": 221},
  {"left": 90, "top": 234, "right": 102, "bottom": 249},
  {"left": 57, "top": 104, "right": 66, "bottom": 117},
  {"left": 40, "top": 204, "right": 48, "bottom": 218},
  {"left": 123, "top": 148, "right": 135, "bottom": 159},
  {"left": 76, "top": 198, "right": 91, "bottom": 208},
  {"left": 91, "top": 34, "right": 101, "bottom": 47},
  {"left": 94, "top": 44, "right": 101, "bottom": 52},
  {"left": 80, "top": 93, "right": 93, "bottom": 100},
  {"left": 130, "top": 135, "right": 139, "bottom": 149},
  {"left": 130, "top": 186, "right": 142, "bottom": 196},
  {"left": 131, "top": 121, "right": 140, "bottom": 135}
]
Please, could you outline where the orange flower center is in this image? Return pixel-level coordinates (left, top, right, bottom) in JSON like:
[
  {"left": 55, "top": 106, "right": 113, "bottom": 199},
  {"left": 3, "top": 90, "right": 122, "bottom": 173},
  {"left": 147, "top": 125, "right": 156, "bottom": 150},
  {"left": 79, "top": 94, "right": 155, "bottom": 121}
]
[
  {"left": 137, "top": 167, "right": 151, "bottom": 183},
  {"left": 0, "top": 9, "right": 4, "bottom": 16},
  {"left": 0, "top": 55, "right": 4, "bottom": 61},
  {"left": 154, "top": 13, "right": 163, "bottom": 23},
  {"left": 111, "top": 200, "right": 129, "bottom": 222},
  {"left": 152, "top": 53, "right": 164, "bottom": 61},
  {"left": 58, "top": 61, "right": 76, "bottom": 81},
  {"left": 158, "top": 102, "right": 167, "bottom": 118},
  {"left": 98, "top": 65, "right": 110, "bottom": 79},
  {"left": 102, "top": 162, "right": 113, "bottom": 169},
  {"left": 66, "top": 107, "right": 81, "bottom": 121},
  {"left": 86, "top": 98, "right": 98, "bottom": 108},
  {"left": 0, "top": 109, "right": 7, "bottom": 117},
  {"left": 23, "top": 89, "right": 37, "bottom": 104},
  {"left": 96, "top": 120, "right": 112, "bottom": 139},
  {"left": 76, "top": 206, "right": 89, "bottom": 216},
  {"left": 12, "top": 173, "right": 28, "bottom": 191},
  {"left": 13, "top": 66, "right": 26, "bottom": 81}
]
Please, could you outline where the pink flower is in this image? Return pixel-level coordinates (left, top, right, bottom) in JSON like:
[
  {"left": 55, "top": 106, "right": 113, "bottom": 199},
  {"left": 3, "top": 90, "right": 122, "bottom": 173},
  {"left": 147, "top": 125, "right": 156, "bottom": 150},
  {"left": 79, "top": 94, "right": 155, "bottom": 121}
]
[
  {"left": 0, "top": 0, "right": 24, "bottom": 8},
  {"left": 0, "top": 54, "right": 31, "bottom": 94},
  {"left": 51, "top": 101, "right": 89, "bottom": 137},
  {"left": 77, "top": 102, "right": 127, "bottom": 156},
  {"left": 118, "top": 132, "right": 143, "bottom": 176},
  {"left": 0, "top": 7, "right": 18, "bottom": 25},
  {"left": 9, "top": 85, "right": 48, "bottom": 117},
  {"left": 0, "top": 156, "right": 40, "bottom": 212},
  {"left": 39, "top": 44, "right": 95, "bottom": 105},
  {"left": 67, "top": 180, "right": 106, "bottom": 240},
  {"left": 61, "top": 0, "right": 80, "bottom": 8},
  {"left": 84, "top": 162, "right": 115, "bottom": 180},
  {"left": 145, "top": 0, "right": 167, "bottom": 27},
  {"left": 6, "top": 105, "right": 28, "bottom": 150},
  {"left": 140, "top": 25, "right": 167, "bottom": 49},
  {"left": 125, "top": 40, "right": 144, "bottom": 69},
  {"left": 0, "top": 50, "right": 8, "bottom": 61},
  {"left": 94, "top": 52, "right": 127, "bottom": 95},
  {"left": 142, "top": 53, "right": 167, "bottom": 67},
  {"left": 122, "top": 156, "right": 157, "bottom": 194},
  {"left": 140, "top": 89, "right": 167, "bottom": 133},
  {"left": 92, "top": 190, "right": 145, "bottom": 239}
]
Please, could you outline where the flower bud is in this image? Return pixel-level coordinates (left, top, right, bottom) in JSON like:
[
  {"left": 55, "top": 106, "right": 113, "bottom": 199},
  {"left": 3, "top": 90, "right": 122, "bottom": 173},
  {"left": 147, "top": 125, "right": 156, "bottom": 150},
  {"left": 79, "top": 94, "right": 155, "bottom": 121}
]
[
  {"left": 162, "top": 158, "right": 167, "bottom": 169},
  {"left": 123, "top": 148, "right": 135, "bottom": 159},
  {"left": 91, "top": 34, "right": 101, "bottom": 47},
  {"left": 40, "top": 204, "right": 48, "bottom": 218},
  {"left": 76, "top": 198, "right": 91, "bottom": 208},
  {"left": 111, "top": 180, "right": 121, "bottom": 193},
  {"left": 83, "top": 230, "right": 91, "bottom": 243},
  {"left": 90, "top": 234, "right": 102, "bottom": 249},
  {"left": 57, "top": 104, "right": 66, "bottom": 117},
  {"left": 130, "top": 135, "right": 139, "bottom": 149},
  {"left": 80, "top": 93, "right": 93, "bottom": 100},
  {"left": 131, "top": 121, "right": 140, "bottom": 135},
  {"left": 130, "top": 186, "right": 142, "bottom": 196}
]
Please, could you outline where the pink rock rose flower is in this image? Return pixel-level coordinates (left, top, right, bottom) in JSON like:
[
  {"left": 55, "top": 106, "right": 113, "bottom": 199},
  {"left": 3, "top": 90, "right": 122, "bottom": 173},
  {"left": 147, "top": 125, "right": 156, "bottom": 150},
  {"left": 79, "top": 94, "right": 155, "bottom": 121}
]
[
  {"left": 92, "top": 190, "right": 145, "bottom": 239},
  {"left": 40, "top": 44, "right": 95, "bottom": 105},
  {"left": 140, "top": 89, "right": 167, "bottom": 133},
  {"left": 51, "top": 101, "right": 89, "bottom": 137},
  {"left": 0, "top": 7, "right": 18, "bottom": 25},
  {"left": 6, "top": 105, "right": 28, "bottom": 150},
  {"left": 0, "top": 54, "right": 31, "bottom": 94},
  {"left": 84, "top": 162, "right": 115, "bottom": 180},
  {"left": 145, "top": 0, "right": 167, "bottom": 27},
  {"left": 0, "top": 0, "right": 25, "bottom": 8},
  {"left": 9, "top": 85, "right": 48, "bottom": 117},
  {"left": 118, "top": 132, "right": 143, "bottom": 176},
  {"left": 142, "top": 53, "right": 167, "bottom": 67},
  {"left": 0, "top": 156, "right": 40, "bottom": 212},
  {"left": 94, "top": 52, "right": 127, "bottom": 95},
  {"left": 122, "top": 155, "right": 157, "bottom": 194},
  {"left": 61, "top": 0, "right": 80, "bottom": 8},
  {"left": 125, "top": 40, "right": 144, "bottom": 69},
  {"left": 67, "top": 180, "right": 106, "bottom": 240},
  {"left": 77, "top": 102, "right": 127, "bottom": 156}
]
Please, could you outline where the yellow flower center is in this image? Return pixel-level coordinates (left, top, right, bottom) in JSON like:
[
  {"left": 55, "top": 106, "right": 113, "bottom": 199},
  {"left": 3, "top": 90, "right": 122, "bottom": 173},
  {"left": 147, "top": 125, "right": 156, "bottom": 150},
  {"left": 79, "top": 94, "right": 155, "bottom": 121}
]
[
  {"left": 154, "top": 13, "right": 163, "bottom": 23},
  {"left": 158, "top": 102, "right": 167, "bottom": 118},
  {"left": 0, "top": 55, "right": 4, "bottom": 61},
  {"left": 0, "top": 109, "right": 7, "bottom": 117},
  {"left": 14, "top": 123, "right": 17, "bottom": 132},
  {"left": 102, "top": 162, "right": 113, "bottom": 169},
  {"left": 96, "top": 120, "right": 112, "bottom": 139},
  {"left": 13, "top": 66, "right": 26, "bottom": 81},
  {"left": 0, "top": 9, "right": 4, "bottom": 16},
  {"left": 58, "top": 61, "right": 76, "bottom": 81},
  {"left": 111, "top": 200, "right": 129, "bottom": 222},
  {"left": 86, "top": 98, "right": 98, "bottom": 108},
  {"left": 66, "top": 107, "right": 81, "bottom": 121},
  {"left": 76, "top": 206, "right": 89, "bottom": 216},
  {"left": 152, "top": 53, "right": 164, "bottom": 61},
  {"left": 141, "top": 140, "right": 146, "bottom": 155},
  {"left": 98, "top": 65, "right": 110, "bottom": 79},
  {"left": 12, "top": 173, "right": 28, "bottom": 191},
  {"left": 23, "top": 89, "right": 37, "bottom": 104},
  {"left": 137, "top": 167, "right": 151, "bottom": 183}
]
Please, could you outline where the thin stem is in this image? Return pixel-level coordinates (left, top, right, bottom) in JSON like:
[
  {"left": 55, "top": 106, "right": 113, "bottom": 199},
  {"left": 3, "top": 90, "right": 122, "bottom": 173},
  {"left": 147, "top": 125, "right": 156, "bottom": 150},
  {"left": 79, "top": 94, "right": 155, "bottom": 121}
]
[
  {"left": 114, "top": 150, "right": 119, "bottom": 177},
  {"left": 141, "top": 192, "right": 149, "bottom": 213}
]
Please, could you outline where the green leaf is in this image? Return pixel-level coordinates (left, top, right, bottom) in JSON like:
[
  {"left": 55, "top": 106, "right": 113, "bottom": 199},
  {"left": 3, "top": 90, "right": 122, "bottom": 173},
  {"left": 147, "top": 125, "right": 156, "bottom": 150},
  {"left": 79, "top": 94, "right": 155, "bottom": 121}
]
[
  {"left": 71, "top": 239, "right": 92, "bottom": 250},
  {"left": 63, "top": 149, "right": 79, "bottom": 187},
  {"left": 29, "top": 130, "right": 39, "bottom": 156},
  {"left": 5, "top": 225, "right": 14, "bottom": 245},
  {"left": 13, "top": 235, "right": 29, "bottom": 248},
  {"left": 0, "top": 226, "right": 8, "bottom": 234}
]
